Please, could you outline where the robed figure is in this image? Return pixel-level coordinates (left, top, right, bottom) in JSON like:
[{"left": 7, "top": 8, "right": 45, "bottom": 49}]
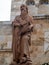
[{"left": 12, "top": 4, "right": 34, "bottom": 65}]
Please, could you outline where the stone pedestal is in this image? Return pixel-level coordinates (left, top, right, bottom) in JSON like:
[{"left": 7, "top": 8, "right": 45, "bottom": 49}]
[{"left": 10, "top": 58, "right": 32, "bottom": 65}]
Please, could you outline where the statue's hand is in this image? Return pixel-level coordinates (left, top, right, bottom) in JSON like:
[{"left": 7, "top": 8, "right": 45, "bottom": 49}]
[{"left": 29, "top": 24, "right": 33, "bottom": 32}]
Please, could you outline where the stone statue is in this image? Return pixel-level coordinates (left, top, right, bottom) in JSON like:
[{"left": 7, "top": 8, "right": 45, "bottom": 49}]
[{"left": 11, "top": 4, "right": 34, "bottom": 65}]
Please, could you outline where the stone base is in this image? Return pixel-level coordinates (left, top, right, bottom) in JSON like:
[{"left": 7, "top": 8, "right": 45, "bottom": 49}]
[{"left": 10, "top": 57, "right": 32, "bottom": 65}]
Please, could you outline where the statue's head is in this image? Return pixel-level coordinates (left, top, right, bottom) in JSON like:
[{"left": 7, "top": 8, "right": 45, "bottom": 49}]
[{"left": 20, "top": 4, "right": 28, "bottom": 15}]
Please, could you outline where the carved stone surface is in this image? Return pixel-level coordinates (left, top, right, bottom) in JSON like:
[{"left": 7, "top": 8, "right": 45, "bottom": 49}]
[{"left": 11, "top": 4, "right": 34, "bottom": 65}]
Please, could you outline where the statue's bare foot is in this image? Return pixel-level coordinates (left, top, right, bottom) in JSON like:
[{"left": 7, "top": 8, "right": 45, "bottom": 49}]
[{"left": 20, "top": 57, "right": 27, "bottom": 64}]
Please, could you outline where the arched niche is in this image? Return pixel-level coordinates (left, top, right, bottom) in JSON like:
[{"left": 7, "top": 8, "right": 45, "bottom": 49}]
[{"left": 26, "top": 0, "right": 35, "bottom": 5}]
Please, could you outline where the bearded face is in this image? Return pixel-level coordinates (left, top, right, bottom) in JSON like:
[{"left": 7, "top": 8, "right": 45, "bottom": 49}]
[{"left": 20, "top": 4, "right": 28, "bottom": 15}]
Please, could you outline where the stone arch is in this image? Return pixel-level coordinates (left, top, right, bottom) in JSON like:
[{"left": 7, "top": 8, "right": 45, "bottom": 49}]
[{"left": 26, "top": 0, "right": 35, "bottom": 5}]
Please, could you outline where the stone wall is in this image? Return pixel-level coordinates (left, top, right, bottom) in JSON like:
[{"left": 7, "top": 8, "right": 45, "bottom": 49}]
[
  {"left": 38, "top": 4, "right": 49, "bottom": 15},
  {"left": 30, "top": 19, "right": 49, "bottom": 65}
]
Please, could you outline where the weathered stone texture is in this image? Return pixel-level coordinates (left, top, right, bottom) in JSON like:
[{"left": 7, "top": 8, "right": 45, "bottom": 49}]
[
  {"left": 0, "top": 52, "right": 12, "bottom": 65},
  {"left": 38, "top": 4, "right": 49, "bottom": 15}
]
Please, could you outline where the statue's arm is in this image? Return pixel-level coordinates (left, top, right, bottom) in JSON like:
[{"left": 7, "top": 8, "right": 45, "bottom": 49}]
[
  {"left": 29, "top": 16, "right": 34, "bottom": 32},
  {"left": 12, "top": 19, "right": 20, "bottom": 27}
]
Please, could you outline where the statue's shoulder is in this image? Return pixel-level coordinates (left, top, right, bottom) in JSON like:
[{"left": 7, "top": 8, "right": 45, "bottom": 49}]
[
  {"left": 15, "top": 15, "right": 20, "bottom": 21},
  {"left": 27, "top": 15, "right": 34, "bottom": 24},
  {"left": 28, "top": 15, "right": 33, "bottom": 20},
  {"left": 12, "top": 15, "right": 20, "bottom": 24}
]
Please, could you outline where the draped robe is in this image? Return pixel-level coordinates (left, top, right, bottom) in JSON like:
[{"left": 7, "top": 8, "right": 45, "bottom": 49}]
[{"left": 12, "top": 15, "right": 33, "bottom": 62}]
